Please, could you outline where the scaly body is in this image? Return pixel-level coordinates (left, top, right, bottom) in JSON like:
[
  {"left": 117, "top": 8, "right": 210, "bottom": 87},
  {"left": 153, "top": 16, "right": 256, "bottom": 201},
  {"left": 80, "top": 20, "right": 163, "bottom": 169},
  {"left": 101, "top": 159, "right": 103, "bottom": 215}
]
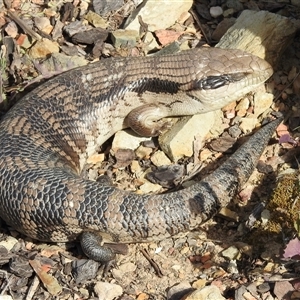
[{"left": 0, "top": 47, "right": 278, "bottom": 261}]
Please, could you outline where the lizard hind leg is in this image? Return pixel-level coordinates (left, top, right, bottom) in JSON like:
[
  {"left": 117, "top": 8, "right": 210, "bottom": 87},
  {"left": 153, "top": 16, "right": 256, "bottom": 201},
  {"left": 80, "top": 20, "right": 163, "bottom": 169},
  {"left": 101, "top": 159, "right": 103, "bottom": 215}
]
[{"left": 80, "top": 231, "right": 129, "bottom": 270}]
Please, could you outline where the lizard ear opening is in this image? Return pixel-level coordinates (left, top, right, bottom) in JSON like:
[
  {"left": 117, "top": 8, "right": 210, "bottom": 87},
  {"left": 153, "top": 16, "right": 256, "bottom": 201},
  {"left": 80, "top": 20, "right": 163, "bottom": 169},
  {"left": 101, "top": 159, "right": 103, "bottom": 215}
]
[{"left": 195, "top": 73, "right": 247, "bottom": 90}]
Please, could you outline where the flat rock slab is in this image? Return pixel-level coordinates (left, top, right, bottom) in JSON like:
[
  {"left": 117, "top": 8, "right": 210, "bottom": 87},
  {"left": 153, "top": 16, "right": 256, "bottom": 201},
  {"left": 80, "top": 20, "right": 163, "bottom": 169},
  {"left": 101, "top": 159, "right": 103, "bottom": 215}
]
[
  {"left": 159, "top": 111, "right": 222, "bottom": 161},
  {"left": 124, "top": 0, "right": 193, "bottom": 31}
]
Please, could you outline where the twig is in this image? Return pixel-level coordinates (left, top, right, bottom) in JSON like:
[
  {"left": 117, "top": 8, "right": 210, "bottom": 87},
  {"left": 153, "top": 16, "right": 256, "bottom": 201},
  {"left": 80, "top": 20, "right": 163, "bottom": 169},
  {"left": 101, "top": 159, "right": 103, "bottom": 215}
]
[
  {"left": 189, "top": 9, "right": 211, "bottom": 45},
  {"left": 7, "top": 11, "right": 42, "bottom": 41},
  {"left": 0, "top": 271, "right": 12, "bottom": 296},
  {"left": 25, "top": 275, "right": 40, "bottom": 300},
  {"left": 140, "top": 248, "right": 163, "bottom": 277}
]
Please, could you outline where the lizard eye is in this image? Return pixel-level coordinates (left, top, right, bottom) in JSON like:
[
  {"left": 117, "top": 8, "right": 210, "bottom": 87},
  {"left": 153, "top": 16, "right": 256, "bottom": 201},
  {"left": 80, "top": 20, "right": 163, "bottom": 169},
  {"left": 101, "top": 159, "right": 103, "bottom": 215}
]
[{"left": 197, "top": 73, "right": 245, "bottom": 90}]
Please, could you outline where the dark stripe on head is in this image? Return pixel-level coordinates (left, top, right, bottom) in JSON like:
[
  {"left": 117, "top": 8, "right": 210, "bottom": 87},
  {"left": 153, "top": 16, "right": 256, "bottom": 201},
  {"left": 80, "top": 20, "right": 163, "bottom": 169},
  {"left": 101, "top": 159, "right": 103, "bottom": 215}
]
[{"left": 194, "top": 73, "right": 247, "bottom": 90}]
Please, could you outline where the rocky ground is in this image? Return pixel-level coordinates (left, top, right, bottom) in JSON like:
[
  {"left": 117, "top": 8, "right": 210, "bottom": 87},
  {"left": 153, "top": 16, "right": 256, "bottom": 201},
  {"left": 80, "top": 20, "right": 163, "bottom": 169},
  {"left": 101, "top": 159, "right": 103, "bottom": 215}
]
[{"left": 1, "top": 0, "right": 300, "bottom": 299}]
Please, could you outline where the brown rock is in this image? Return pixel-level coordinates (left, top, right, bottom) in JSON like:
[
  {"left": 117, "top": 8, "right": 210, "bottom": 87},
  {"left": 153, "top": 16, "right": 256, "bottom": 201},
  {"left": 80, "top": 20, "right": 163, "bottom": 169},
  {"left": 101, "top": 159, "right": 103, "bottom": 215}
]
[{"left": 29, "top": 38, "right": 59, "bottom": 59}]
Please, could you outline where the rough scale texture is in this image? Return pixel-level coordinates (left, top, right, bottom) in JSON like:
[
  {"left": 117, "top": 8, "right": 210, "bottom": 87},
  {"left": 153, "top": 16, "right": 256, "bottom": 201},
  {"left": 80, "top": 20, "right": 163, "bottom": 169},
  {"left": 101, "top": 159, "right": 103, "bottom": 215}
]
[{"left": 0, "top": 47, "right": 275, "bottom": 250}]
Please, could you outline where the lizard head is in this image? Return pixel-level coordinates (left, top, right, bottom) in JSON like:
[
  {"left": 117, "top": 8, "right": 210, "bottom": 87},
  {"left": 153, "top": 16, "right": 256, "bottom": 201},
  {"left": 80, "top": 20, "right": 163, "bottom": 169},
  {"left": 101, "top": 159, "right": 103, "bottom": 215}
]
[{"left": 186, "top": 47, "right": 273, "bottom": 112}]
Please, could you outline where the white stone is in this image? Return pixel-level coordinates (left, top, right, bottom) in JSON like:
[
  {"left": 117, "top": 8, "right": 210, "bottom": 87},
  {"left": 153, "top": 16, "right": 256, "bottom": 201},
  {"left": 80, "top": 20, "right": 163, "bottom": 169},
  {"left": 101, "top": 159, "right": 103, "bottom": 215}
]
[
  {"left": 111, "top": 129, "right": 151, "bottom": 151},
  {"left": 138, "top": 181, "right": 162, "bottom": 194},
  {"left": 253, "top": 91, "right": 273, "bottom": 117},
  {"left": 94, "top": 282, "right": 123, "bottom": 300},
  {"left": 0, "top": 296, "right": 14, "bottom": 300},
  {"left": 125, "top": 0, "right": 193, "bottom": 32},
  {"left": 150, "top": 150, "right": 172, "bottom": 166},
  {"left": 184, "top": 285, "right": 225, "bottom": 300},
  {"left": 218, "top": 207, "right": 239, "bottom": 222},
  {"left": 236, "top": 97, "right": 250, "bottom": 116},
  {"left": 135, "top": 145, "right": 152, "bottom": 159},
  {"left": 239, "top": 117, "right": 257, "bottom": 133},
  {"left": 210, "top": 6, "right": 223, "bottom": 18},
  {"left": 130, "top": 160, "right": 143, "bottom": 177},
  {"left": 118, "top": 262, "right": 137, "bottom": 273},
  {"left": 261, "top": 209, "right": 271, "bottom": 225},
  {"left": 222, "top": 246, "right": 240, "bottom": 260},
  {"left": 227, "top": 260, "right": 239, "bottom": 274},
  {"left": 0, "top": 236, "right": 18, "bottom": 251},
  {"left": 34, "top": 17, "right": 53, "bottom": 34}
]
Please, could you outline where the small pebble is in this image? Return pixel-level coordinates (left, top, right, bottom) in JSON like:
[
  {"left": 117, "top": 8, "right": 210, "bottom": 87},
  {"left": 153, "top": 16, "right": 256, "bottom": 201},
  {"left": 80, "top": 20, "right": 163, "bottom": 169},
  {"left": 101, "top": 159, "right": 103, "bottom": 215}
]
[
  {"left": 167, "top": 281, "right": 193, "bottom": 300},
  {"left": 209, "top": 133, "right": 236, "bottom": 152},
  {"left": 94, "top": 282, "right": 123, "bottom": 300},
  {"left": 222, "top": 246, "right": 240, "bottom": 260},
  {"left": 184, "top": 285, "right": 226, "bottom": 300},
  {"left": 0, "top": 236, "right": 18, "bottom": 251},
  {"left": 72, "top": 259, "right": 100, "bottom": 284},
  {"left": 210, "top": 6, "right": 223, "bottom": 18},
  {"left": 227, "top": 260, "right": 239, "bottom": 274},
  {"left": 257, "top": 282, "right": 271, "bottom": 293},
  {"left": 228, "top": 125, "right": 242, "bottom": 138},
  {"left": 256, "top": 160, "right": 274, "bottom": 174}
]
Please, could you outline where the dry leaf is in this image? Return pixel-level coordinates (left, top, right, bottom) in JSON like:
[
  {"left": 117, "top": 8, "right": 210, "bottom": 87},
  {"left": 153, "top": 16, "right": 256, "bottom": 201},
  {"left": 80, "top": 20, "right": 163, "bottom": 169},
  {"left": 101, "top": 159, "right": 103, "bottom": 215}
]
[{"left": 29, "top": 259, "right": 62, "bottom": 296}]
